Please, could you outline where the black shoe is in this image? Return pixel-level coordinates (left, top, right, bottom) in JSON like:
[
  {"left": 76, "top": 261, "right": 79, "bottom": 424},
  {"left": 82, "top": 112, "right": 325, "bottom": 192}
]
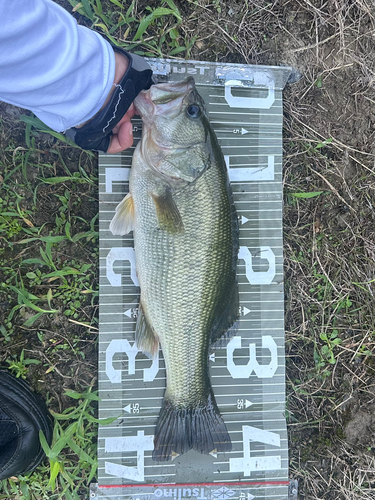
[{"left": 0, "top": 371, "right": 53, "bottom": 480}]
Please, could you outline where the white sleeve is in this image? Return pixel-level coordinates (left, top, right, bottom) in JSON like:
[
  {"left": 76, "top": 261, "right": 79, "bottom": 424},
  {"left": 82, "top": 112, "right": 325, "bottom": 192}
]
[{"left": 0, "top": 0, "right": 116, "bottom": 132}]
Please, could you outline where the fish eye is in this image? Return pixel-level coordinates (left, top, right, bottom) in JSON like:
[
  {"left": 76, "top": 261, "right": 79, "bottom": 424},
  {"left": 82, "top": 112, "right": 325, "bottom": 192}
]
[{"left": 186, "top": 104, "right": 201, "bottom": 119}]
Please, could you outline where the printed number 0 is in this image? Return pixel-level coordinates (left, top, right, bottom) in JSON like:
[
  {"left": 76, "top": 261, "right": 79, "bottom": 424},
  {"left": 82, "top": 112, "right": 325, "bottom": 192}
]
[{"left": 229, "top": 426, "right": 281, "bottom": 476}]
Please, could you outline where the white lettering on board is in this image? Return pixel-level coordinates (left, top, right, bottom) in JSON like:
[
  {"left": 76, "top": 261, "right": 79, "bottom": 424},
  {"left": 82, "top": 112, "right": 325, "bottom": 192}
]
[
  {"left": 105, "top": 167, "right": 129, "bottom": 193},
  {"left": 106, "top": 247, "right": 139, "bottom": 287},
  {"left": 230, "top": 425, "right": 281, "bottom": 476},
  {"left": 105, "top": 430, "right": 154, "bottom": 482},
  {"left": 106, "top": 339, "right": 159, "bottom": 383},
  {"left": 238, "top": 246, "right": 276, "bottom": 285},
  {"left": 172, "top": 66, "right": 210, "bottom": 76},
  {"left": 154, "top": 488, "right": 207, "bottom": 499},
  {"left": 227, "top": 335, "right": 278, "bottom": 379},
  {"left": 224, "top": 155, "right": 275, "bottom": 182}
]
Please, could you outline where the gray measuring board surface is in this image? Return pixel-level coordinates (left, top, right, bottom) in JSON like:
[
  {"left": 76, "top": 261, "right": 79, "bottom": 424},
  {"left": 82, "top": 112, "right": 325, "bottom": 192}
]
[{"left": 95, "top": 59, "right": 292, "bottom": 500}]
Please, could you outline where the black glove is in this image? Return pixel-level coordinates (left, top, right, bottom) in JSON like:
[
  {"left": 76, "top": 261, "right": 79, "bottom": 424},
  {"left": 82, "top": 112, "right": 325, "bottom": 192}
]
[{"left": 65, "top": 46, "right": 154, "bottom": 152}]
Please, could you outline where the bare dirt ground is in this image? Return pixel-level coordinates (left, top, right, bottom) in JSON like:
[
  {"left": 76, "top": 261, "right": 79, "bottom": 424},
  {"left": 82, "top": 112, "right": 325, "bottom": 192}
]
[{"left": 1, "top": 0, "right": 375, "bottom": 499}]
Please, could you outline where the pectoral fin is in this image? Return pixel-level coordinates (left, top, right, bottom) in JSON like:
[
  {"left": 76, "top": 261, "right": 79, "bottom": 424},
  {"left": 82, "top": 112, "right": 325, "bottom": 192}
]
[
  {"left": 135, "top": 302, "right": 159, "bottom": 359},
  {"left": 109, "top": 193, "right": 135, "bottom": 235},
  {"left": 152, "top": 190, "right": 184, "bottom": 234}
]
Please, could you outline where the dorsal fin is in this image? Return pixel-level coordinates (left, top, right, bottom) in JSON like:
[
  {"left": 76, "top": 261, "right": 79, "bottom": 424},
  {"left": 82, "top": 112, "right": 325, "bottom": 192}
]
[{"left": 211, "top": 280, "right": 239, "bottom": 346}]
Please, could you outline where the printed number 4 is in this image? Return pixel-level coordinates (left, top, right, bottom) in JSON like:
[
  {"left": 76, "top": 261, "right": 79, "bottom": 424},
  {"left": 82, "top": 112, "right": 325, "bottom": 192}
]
[
  {"left": 230, "top": 426, "right": 281, "bottom": 476},
  {"left": 105, "top": 431, "right": 154, "bottom": 482}
]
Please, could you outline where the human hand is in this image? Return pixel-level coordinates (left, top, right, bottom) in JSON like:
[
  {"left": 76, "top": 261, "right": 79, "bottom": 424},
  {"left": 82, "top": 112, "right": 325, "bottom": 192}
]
[
  {"left": 65, "top": 46, "right": 153, "bottom": 153},
  {"left": 106, "top": 102, "right": 136, "bottom": 154}
]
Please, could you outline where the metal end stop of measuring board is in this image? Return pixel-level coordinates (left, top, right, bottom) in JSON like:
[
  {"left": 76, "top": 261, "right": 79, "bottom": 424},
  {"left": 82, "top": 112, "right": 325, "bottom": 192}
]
[
  {"left": 89, "top": 481, "right": 300, "bottom": 500},
  {"left": 285, "top": 67, "right": 303, "bottom": 85},
  {"left": 288, "top": 479, "right": 299, "bottom": 500}
]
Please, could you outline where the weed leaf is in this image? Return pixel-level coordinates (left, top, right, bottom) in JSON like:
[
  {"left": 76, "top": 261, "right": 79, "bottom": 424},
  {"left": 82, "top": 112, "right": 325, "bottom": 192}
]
[
  {"left": 49, "top": 422, "right": 78, "bottom": 459},
  {"left": 48, "top": 460, "right": 61, "bottom": 490},
  {"left": 20, "top": 480, "right": 30, "bottom": 500},
  {"left": 39, "top": 430, "right": 52, "bottom": 455},
  {"left": 86, "top": 414, "right": 120, "bottom": 425},
  {"left": 67, "top": 438, "right": 96, "bottom": 464},
  {"left": 133, "top": 8, "right": 177, "bottom": 40},
  {"left": 290, "top": 191, "right": 324, "bottom": 199}
]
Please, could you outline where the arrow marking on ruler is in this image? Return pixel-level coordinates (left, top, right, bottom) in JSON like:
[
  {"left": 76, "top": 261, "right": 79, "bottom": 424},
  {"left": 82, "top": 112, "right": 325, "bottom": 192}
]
[
  {"left": 245, "top": 400, "right": 253, "bottom": 408},
  {"left": 209, "top": 353, "right": 216, "bottom": 362},
  {"left": 124, "top": 404, "right": 132, "bottom": 413},
  {"left": 215, "top": 127, "right": 250, "bottom": 135},
  {"left": 124, "top": 307, "right": 138, "bottom": 318},
  {"left": 242, "top": 307, "right": 251, "bottom": 316},
  {"left": 241, "top": 215, "right": 249, "bottom": 224}
]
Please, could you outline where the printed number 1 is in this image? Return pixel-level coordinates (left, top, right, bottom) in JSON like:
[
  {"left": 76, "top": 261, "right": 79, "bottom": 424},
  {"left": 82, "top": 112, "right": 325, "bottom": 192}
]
[{"left": 230, "top": 426, "right": 281, "bottom": 476}]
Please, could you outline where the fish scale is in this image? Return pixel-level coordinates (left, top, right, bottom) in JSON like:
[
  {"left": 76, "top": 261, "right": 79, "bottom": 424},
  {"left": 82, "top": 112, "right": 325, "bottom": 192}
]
[{"left": 134, "top": 160, "right": 233, "bottom": 406}]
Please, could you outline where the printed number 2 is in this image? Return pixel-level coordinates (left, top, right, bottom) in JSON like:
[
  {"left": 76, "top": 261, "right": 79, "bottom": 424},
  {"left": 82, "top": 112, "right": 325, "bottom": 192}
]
[
  {"left": 230, "top": 426, "right": 281, "bottom": 476},
  {"left": 105, "top": 431, "right": 154, "bottom": 482}
]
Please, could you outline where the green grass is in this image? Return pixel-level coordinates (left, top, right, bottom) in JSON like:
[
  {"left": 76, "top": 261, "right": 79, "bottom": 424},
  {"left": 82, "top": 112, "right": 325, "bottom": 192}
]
[
  {"left": 67, "top": 0, "right": 196, "bottom": 58},
  {"left": 0, "top": 73, "right": 100, "bottom": 498},
  {"left": 0, "top": 387, "right": 117, "bottom": 500}
]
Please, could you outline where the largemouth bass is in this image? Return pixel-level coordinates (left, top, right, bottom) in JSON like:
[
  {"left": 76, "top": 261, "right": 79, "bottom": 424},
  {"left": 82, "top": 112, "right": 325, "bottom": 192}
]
[{"left": 110, "top": 77, "right": 239, "bottom": 462}]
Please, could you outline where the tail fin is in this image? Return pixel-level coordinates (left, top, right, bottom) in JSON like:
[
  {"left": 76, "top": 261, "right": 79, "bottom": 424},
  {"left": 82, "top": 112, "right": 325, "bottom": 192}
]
[{"left": 152, "top": 392, "right": 231, "bottom": 462}]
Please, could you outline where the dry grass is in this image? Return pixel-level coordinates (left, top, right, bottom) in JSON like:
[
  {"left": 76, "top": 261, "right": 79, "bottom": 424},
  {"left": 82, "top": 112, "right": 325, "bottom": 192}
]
[{"left": 177, "top": 0, "right": 375, "bottom": 497}]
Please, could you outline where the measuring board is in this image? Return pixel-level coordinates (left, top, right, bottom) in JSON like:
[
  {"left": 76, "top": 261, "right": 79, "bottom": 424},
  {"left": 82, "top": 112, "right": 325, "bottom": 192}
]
[{"left": 93, "top": 59, "right": 292, "bottom": 500}]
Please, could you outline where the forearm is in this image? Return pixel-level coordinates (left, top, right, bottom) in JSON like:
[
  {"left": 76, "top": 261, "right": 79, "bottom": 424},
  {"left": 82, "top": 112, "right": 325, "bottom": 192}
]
[
  {"left": 0, "top": 0, "right": 116, "bottom": 132},
  {"left": 76, "top": 51, "right": 129, "bottom": 128}
]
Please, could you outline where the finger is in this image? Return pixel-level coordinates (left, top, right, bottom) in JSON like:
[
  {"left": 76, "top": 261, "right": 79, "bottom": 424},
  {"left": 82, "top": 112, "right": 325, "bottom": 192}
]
[
  {"left": 112, "top": 103, "right": 136, "bottom": 135},
  {"left": 107, "top": 120, "right": 133, "bottom": 154},
  {"left": 127, "top": 102, "right": 136, "bottom": 119}
]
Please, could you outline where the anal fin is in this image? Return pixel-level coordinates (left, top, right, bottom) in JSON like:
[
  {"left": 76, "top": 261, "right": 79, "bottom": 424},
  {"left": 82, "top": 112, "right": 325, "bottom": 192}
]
[
  {"left": 109, "top": 192, "right": 135, "bottom": 235},
  {"left": 135, "top": 302, "right": 159, "bottom": 358}
]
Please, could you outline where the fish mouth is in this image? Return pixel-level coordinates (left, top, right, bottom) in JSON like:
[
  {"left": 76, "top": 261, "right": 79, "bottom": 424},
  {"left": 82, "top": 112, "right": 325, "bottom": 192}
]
[
  {"left": 150, "top": 77, "right": 196, "bottom": 103},
  {"left": 135, "top": 78, "right": 196, "bottom": 119}
]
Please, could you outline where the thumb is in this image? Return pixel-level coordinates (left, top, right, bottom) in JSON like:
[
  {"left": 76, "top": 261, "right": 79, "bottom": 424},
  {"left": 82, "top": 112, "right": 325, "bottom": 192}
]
[{"left": 107, "top": 120, "right": 133, "bottom": 153}]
